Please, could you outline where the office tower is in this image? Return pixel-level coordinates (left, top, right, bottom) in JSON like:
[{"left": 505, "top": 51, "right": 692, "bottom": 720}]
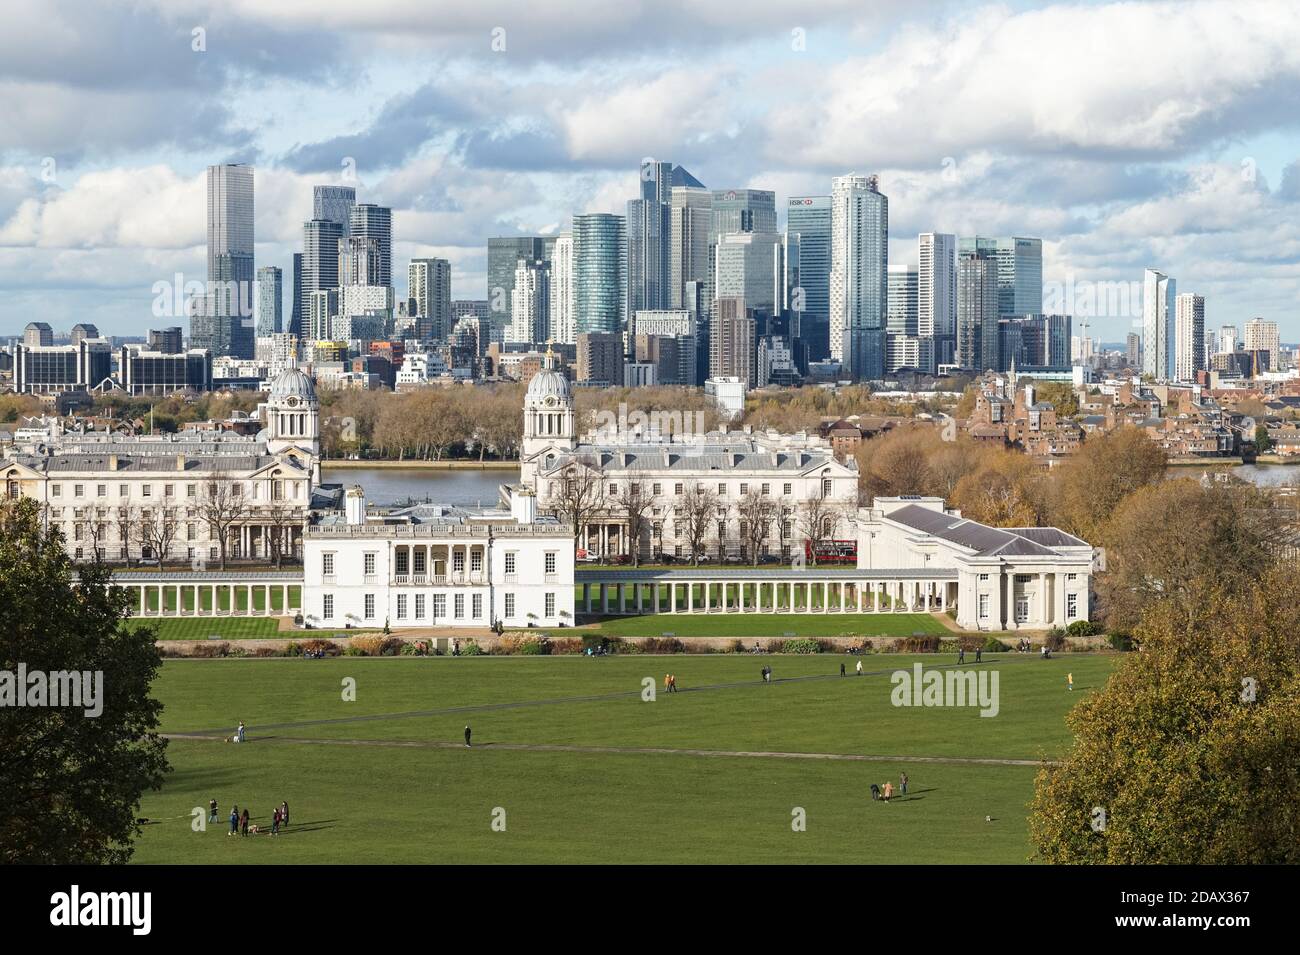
[
  {"left": 1244, "top": 318, "right": 1280, "bottom": 373},
  {"left": 67, "top": 323, "right": 98, "bottom": 345},
  {"left": 632, "top": 309, "right": 697, "bottom": 385},
  {"left": 1174, "top": 293, "right": 1205, "bottom": 383},
  {"left": 290, "top": 253, "right": 304, "bottom": 338},
  {"left": 487, "top": 237, "right": 552, "bottom": 332},
  {"left": 1219, "top": 324, "right": 1238, "bottom": 354},
  {"left": 572, "top": 213, "right": 626, "bottom": 335},
  {"left": 23, "top": 322, "right": 53, "bottom": 347},
  {"left": 308, "top": 289, "right": 339, "bottom": 341},
  {"left": 255, "top": 266, "right": 282, "bottom": 336},
  {"left": 918, "top": 232, "right": 957, "bottom": 365},
  {"left": 627, "top": 160, "right": 680, "bottom": 314},
  {"left": 200, "top": 163, "right": 255, "bottom": 358},
  {"left": 957, "top": 249, "right": 999, "bottom": 370},
  {"left": 349, "top": 204, "right": 392, "bottom": 290},
  {"left": 509, "top": 259, "right": 550, "bottom": 344},
  {"left": 829, "top": 174, "right": 888, "bottom": 381},
  {"left": 548, "top": 234, "right": 575, "bottom": 345},
  {"left": 1126, "top": 332, "right": 1141, "bottom": 369},
  {"left": 1142, "top": 269, "right": 1176, "bottom": 378},
  {"left": 407, "top": 258, "right": 452, "bottom": 341},
  {"left": 670, "top": 184, "right": 712, "bottom": 311},
  {"left": 787, "top": 196, "right": 831, "bottom": 357},
  {"left": 714, "top": 232, "right": 784, "bottom": 315},
  {"left": 887, "top": 266, "right": 919, "bottom": 335},
  {"left": 711, "top": 297, "right": 757, "bottom": 387},
  {"left": 313, "top": 185, "right": 356, "bottom": 237},
  {"left": 957, "top": 236, "right": 1042, "bottom": 316},
  {"left": 303, "top": 218, "right": 343, "bottom": 309},
  {"left": 576, "top": 331, "right": 624, "bottom": 385},
  {"left": 707, "top": 189, "right": 777, "bottom": 321},
  {"left": 148, "top": 327, "right": 184, "bottom": 354}
]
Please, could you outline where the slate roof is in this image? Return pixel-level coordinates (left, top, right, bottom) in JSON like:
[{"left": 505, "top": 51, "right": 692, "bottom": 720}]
[
  {"left": 541, "top": 441, "right": 849, "bottom": 475},
  {"left": 884, "top": 503, "right": 1070, "bottom": 558}
]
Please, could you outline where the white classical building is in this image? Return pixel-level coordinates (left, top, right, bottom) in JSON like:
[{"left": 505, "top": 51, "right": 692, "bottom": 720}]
[
  {"left": 855, "top": 496, "right": 1093, "bottom": 630},
  {"left": 1, "top": 363, "right": 322, "bottom": 564},
  {"left": 519, "top": 361, "right": 859, "bottom": 560},
  {"left": 302, "top": 485, "right": 575, "bottom": 630}
]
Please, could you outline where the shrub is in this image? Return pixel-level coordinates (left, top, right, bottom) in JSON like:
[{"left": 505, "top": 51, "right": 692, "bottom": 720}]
[
  {"left": 189, "top": 641, "right": 231, "bottom": 658},
  {"left": 342, "top": 645, "right": 367, "bottom": 656},
  {"left": 379, "top": 638, "right": 405, "bottom": 657},
  {"left": 548, "top": 637, "right": 584, "bottom": 655},
  {"left": 349, "top": 634, "right": 387, "bottom": 657},
  {"left": 982, "top": 636, "right": 1011, "bottom": 652},
  {"left": 518, "top": 637, "right": 548, "bottom": 655},
  {"left": 301, "top": 638, "right": 340, "bottom": 657},
  {"left": 641, "top": 637, "right": 685, "bottom": 654},
  {"left": 1066, "top": 619, "right": 1101, "bottom": 637},
  {"left": 897, "top": 635, "right": 942, "bottom": 653},
  {"left": 729, "top": 639, "right": 747, "bottom": 654},
  {"left": 460, "top": 641, "right": 484, "bottom": 656},
  {"left": 253, "top": 647, "right": 278, "bottom": 657},
  {"left": 958, "top": 635, "right": 984, "bottom": 651},
  {"left": 1108, "top": 632, "right": 1134, "bottom": 651},
  {"left": 1044, "top": 629, "right": 1067, "bottom": 652}
]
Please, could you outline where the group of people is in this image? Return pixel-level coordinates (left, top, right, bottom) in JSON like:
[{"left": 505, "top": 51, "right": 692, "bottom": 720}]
[
  {"left": 662, "top": 673, "right": 679, "bottom": 693},
  {"left": 215, "top": 800, "right": 290, "bottom": 837},
  {"left": 839, "top": 660, "right": 865, "bottom": 676},
  {"left": 956, "top": 646, "right": 984, "bottom": 664},
  {"left": 870, "top": 772, "right": 909, "bottom": 802}
]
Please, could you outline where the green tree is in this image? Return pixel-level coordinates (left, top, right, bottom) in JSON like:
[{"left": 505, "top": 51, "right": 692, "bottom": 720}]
[
  {"left": 1030, "top": 565, "right": 1300, "bottom": 863},
  {"left": 1255, "top": 424, "right": 1271, "bottom": 452},
  {"left": 0, "top": 498, "right": 169, "bottom": 864}
]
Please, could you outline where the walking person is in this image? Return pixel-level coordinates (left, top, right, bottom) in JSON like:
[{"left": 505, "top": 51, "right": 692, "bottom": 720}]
[
  {"left": 840, "top": 661, "right": 846, "bottom": 677},
  {"left": 856, "top": 659, "right": 863, "bottom": 676},
  {"left": 209, "top": 798, "right": 218, "bottom": 824},
  {"left": 240, "top": 808, "right": 249, "bottom": 837},
  {"left": 957, "top": 646, "right": 965, "bottom": 664},
  {"left": 975, "top": 646, "right": 982, "bottom": 663},
  {"left": 1067, "top": 673, "right": 1074, "bottom": 692},
  {"left": 883, "top": 781, "right": 894, "bottom": 802},
  {"left": 228, "top": 806, "right": 238, "bottom": 836},
  {"left": 900, "top": 772, "right": 909, "bottom": 796},
  {"left": 664, "top": 673, "right": 671, "bottom": 695},
  {"left": 271, "top": 807, "right": 280, "bottom": 836},
  {"left": 464, "top": 725, "right": 472, "bottom": 747},
  {"left": 280, "top": 802, "right": 289, "bottom": 827},
  {"left": 236, "top": 721, "right": 246, "bottom": 744}
]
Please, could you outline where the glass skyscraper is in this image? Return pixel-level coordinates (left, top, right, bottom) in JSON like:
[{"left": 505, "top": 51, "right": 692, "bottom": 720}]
[
  {"left": 572, "top": 213, "right": 627, "bottom": 335},
  {"left": 256, "top": 265, "right": 282, "bottom": 336},
  {"left": 349, "top": 204, "right": 392, "bottom": 290},
  {"left": 313, "top": 185, "right": 356, "bottom": 238},
  {"left": 957, "top": 236, "right": 1042, "bottom": 316},
  {"left": 829, "top": 174, "right": 888, "bottom": 381},
  {"left": 199, "top": 163, "right": 255, "bottom": 358},
  {"left": 786, "top": 195, "right": 831, "bottom": 355}
]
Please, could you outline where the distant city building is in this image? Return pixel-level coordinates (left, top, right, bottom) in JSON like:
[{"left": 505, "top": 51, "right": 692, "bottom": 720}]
[
  {"left": 349, "top": 204, "right": 392, "bottom": 290},
  {"left": 1244, "top": 318, "right": 1280, "bottom": 374},
  {"left": 1126, "top": 332, "right": 1141, "bottom": 370},
  {"left": 257, "top": 265, "right": 283, "bottom": 336},
  {"left": 786, "top": 196, "right": 831, "bottom": 360},
  {"left": 627, "top": 160, "right": 673, "bottom": 314},
  {"left": 887, "top": 265, "right": 919, "bottom": 336},
  {"left": 1174, "top": 293, "right": 1205, "bottom": 383},
  {"left": 198, "top": 163, "right": 256, "bottom": 359},
  {"left": 13, "top": 339, "right": 112, "bottom": 394},
  {"left": 957, "top": 236, "right": 1043, "bottom": 316},
  {"left": 918, "top": 232, "right": 957, "bottom": 366},
  {"left": 24, "top": 322, "right": 53, "bottom": 347},
  {"left": 487, "top": 237, "right": 555, "bottom": 333},
  {"left": 829, "top": 174, "right": 888, "bottom": 381},
  {"left": 117, "top": 347, "right": 213, "bottom": 395},
  {"left": 407, "top": 258, "right": 452, "bottom": 342},
  {"left": 957, "top": 248, "right": 999, "bottom": 370},
  {"left": 576, "top": 331, "right": 624, "bottom": 385},
  {"left": 710, "top": 297, "right": 757, "bottom": 387},
  {"left": 572, "top": 214, "right": 626, "bottom": 336},
  {"left": 290, "top": 252, "right": 304, "bottom": 338},
  {"left": 670, "top": 182, "right": 711, "bottom": 313},
  {"left": 508, "top": 259, "right": 550, "bottom": 345},
  {"left": 69, "top": 323, "right": 99, "bottom": 345},
  {"left": 1142, "top": 269, "right": 1176, "bottom": 379},
  {"left": 148, "top": 327, "right": 184, "bottom": 354},
  {"left": 548, "top": 234, "right": 575, "bottom": 344},
  {"left": 313, "top": 185, "right": 356, "bottom": 238}
]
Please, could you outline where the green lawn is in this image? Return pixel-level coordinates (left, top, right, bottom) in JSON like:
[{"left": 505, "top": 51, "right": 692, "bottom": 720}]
[
  {"left": 127, "top": 584, "right": 301, "bottom": 616},
  {"left": 131, "top": 652, "right": 1118, "bottom": 863},
  {"left": 127, "top": 617, "right": 288, "bottom": 641},
  {"left": 581, "top": 612, "right": 949, "bottom": 639}
]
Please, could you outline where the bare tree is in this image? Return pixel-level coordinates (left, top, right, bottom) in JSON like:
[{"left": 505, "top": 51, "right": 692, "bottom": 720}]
[
  {"left": 798, "top": 495, "right": 844, "bottom": 566},
  {"left": 263, "top": 502, "right": 300, "bottom": 568},
  {"left": 737, "top": 490, "right": 780, "bottom": 565},
  {"left": 136, "top": 505, "right": 181, "bottom": 567},
  {"left": 542, "top": 458, "right": 607, "bottom": 552},
  {"left": 679, "top": 484, "right": 718, "bottom": 566},
  {"left": 775, "top": 500, "right": 798, "bottom": 562},
  {"left": 198, "top": 474, "right": 251, "bottom": 570},
  {"left": 611, "top": 482, "right": 657, "bottom": 567},
  {"left": 114, "top": 505, "right": 140, "bottom": 566},
  {"left": 76, "top": 506, "right": 111, "bottom": 564}
]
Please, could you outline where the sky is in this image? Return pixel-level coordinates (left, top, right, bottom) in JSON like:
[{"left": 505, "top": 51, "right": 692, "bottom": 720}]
[{"left": 2, "top": 0, "right": 1300, "bottom": 343}]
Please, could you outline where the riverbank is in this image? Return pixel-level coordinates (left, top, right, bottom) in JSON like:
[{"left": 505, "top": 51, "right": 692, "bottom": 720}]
[{"left": 321, "top": 459, "right": 519, "bottom": 471}]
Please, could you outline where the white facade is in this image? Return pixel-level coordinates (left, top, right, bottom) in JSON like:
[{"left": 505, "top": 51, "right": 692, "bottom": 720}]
[
  {"left": 1142, "top": 269, "right": 1175, "bottom": 379},
  {"left": 1174, "top": 293, "right": 1205, "bottom": 383},
  {"left": 1244, "top": 318, "right": 1280, "bottom": 372},
  {"left": 855, "top": 497, "right": 1093, "bottom": 630},
  {"left": 548, "top": 234, "right": 575, "bottom": 344},
  {"left": 303, "top": 487, "right": 575, "bottom": 630}
]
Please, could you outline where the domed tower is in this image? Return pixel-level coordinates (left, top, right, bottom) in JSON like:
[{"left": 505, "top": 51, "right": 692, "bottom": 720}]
[
  {"left": 265, "top": 360, "right": 320, "bottom": 458},
  {"left": 520, "top": 355, "right": 575, "bottom": 487}
]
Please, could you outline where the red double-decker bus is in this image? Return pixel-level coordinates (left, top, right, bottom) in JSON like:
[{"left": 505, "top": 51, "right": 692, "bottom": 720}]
[{"left": 804, "top": 539, "right": 857, "bottom": 565}]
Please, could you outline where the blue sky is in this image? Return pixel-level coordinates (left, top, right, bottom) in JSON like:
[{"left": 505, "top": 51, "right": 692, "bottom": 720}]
[{"left": 2, "top": 0, "right": 1299, "bottom": 342}]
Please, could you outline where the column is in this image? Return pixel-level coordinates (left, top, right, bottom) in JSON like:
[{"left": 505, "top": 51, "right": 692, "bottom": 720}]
[
  {"left": 282, "top": 584, "right": 289, "bottom": 615},
  {"left": 585, "top": 584, "right": 593, "bottom": 614},
  {"left": 653, "top": 584, "right": 660, "bottom": 613},
  {"left": 618, "top": 584, "right": 627, "bottom": 614},
  {"left": 939, "top": 581, "right": 947, "bottom": 612},
  {"left": 1055, "top": 572, "right": 1068, "bottom": 624},
  {"left": 1039, "top": 572, "right": 1050, "bottom": 627},
  {"left": 873, "top": 583, "right": 880, "bottom": 613},
  {"left": 601, "top": 583, "right": 609, "bottom": 614},
  {"left": 669, "top": 584, "right": 677, "bottom": 613},
  {"left": 264, "top": 585, "right": 271, "bottom": 616}
]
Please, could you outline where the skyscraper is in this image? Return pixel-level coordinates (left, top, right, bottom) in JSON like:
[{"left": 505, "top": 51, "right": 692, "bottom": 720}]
[
  {"left": 1142, "top": 269, "right": 1176, "bottom": 379},
  {"left": 957, "top": 236, "right": 1042, "bottom": 316},
  {"left": 549, "top": 233, "right": 575, "bottom": 344},
  {"left": 256, "top": 265, "right": 282, "bottom": 336},
  {"left": 670, "top": 184, "right": 711, "bottom": 312},
  {"left": 572, "top": 213, "right": 626, "bottom": 336},
  {"left": 626, "top": 161, "right": 692, "bottom": 315},
  {"left": 887, "top": 265, "right": 919, "bottom": 336},
  {"left": 957, "top": 249, "right": 999, "bottom": 370},
  {"left": 787, "top": 196, "right": 831, "bottom": 360},
  {"left": 303, "top": 218, "right": 343, "bottom": 337},
  {"left": 313, "top": 185, "right": 356, "bottom": 237},
  {"left": 1126, "top": 331, "right": 1141, "bottom": 370},
  {"left": 713, "top": 232, "right": 784, "bottom": 316},
  {"left": 829, "top": 174, "right": 888, "bottom": 381},
  {"left": 509, "top": 259, "right": 551, "bottom": 345},
  {"left": 349, "top": 204, "right": 392, "bottom": 290},
  {"left": 918, "top": 232, "right": 957, "bottom": 365},
  {"left": 1244, "top": 318, "right": 1280, "bottom": 373},
  {"left": 290, "top": 252, "right": 304, "bottom": 339},
  {"left": 1174, "top": 293, "right": 1205, "bottom": 383},
  {"left": 408, "top": 258, "right": 452, "bottom": 341},
  {"left": 707, "top": 189, "right": 777, "bottom": 323},
  {"left": 199, "top": 163, "right": 255, "bottom": 358},
  {"left": 487, "top": 236, "right": 551, "bottom": 333}
]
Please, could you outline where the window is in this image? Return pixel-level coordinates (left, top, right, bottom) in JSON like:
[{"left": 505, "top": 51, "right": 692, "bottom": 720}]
[
  {"left": 472, "top": 593, "right": 483, "bottom": 619},
  {"left": 142, "top": 484, "right": 151, "bottom": 497},
  {"left": 717, "top": 483, "right": 726, "bottom": 495},
  {"left": 608, "top": 483, "right": 617, "bottom": 496},
  {"left": 74, "top": 484, "right": 84, "bottom": 497},
  {"left": 415, "top": 594, "right": 426, "bottom": 619},
  {"left": 674, "top": 483, "right": 683, "bottom": 495},
  {"left": 761, "top": 483, "right": 770, "bottom": 495},
  {"left": 164, "top": 484, "right": 174, "bottom": 497},
  {"left": 783, "top": 483, "right": 792, "bottom": 495},
  {"left": 1066, "top": 593, "right": 1078, "bottom": 619},
  {"left": 322, "top": 553, "right": 335, "bottom": 576},
  {"left": 471, "top": 551, "right": 482, "bottom": 573},
  {"left": 544, "top": 552, "right": 557, "bottom": 575},
  {"left": 978, "top": 594, "right": 989, "bottom": 619},
  {"left": 364, "top": 552, "right": 376, "bottom": 576},
  {"left": 545, "top": 593, "right": 556, "bottom": 617},
  {"left": 119, "top": 484, "right": 129, "bottom": 498},
  {"left": 323, "top": 594, "right": 334, "bottom": 619},
  {"left": 364, "top": 594, "right": 375, "bottom": 619},
  {"left": 52, "top": 484, "right": 62, "bottom": 498},
  {"left": 414, "top": 550, "right": 426, "bottom": 574},
  {"left": 96, "top": 484, "right": 106, "bottom": 497},
  {"left": 822, "top": 478, "right": 832, "bottom": 497},
  {"left": 395, "top": 551, "right": 409, "bottom": 575},
  {"left": 739, "top": 483, "right": 748, "bottom": 495},
  {"left": 454, "top": 594, "right": 465, "bottom": 619},
  {"left": 1066, "top": 573, "right": 1078, "bottom": 581},
  {"left": 978, "top": 573, "right": 989, "bottom": 582},
  {"left": 504, "top": 593, "right": 516, "bottom": 618},
  {"left": 652, "top": 483, "right": 662, "bottom": 496},
  {"left": 396, "top": 594, "right": 408, "bottom": 619},
  {"left": 187, "top": 484, "right": 196, "bottom": 498},
  {"left": 433, "top": 594, "right": 446, "bottom": 618},
  {"left": 505, "top": 552, "right": 517, "bottom": 575},
  {"left": 453, "top": 551, "right": 465, "bottom": 572}
]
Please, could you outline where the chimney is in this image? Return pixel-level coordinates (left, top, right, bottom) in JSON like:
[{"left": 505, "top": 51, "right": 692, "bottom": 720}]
[
  {"left": 344, "top": 485, "right": 366, "bottom": 525},
  {"left": 511, "top": 486, "right": 538, "bottom": 525},
  {"left": 108, "top": 454, "right": 118, "bottom": 471},
  {"left": 176, "top": 454, "right": 186, "bottom": 472}
]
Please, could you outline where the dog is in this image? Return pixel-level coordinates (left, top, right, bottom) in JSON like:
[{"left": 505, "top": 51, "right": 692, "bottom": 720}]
[{"left": 247, "top": 824, "right": 260, "bottom": 835}]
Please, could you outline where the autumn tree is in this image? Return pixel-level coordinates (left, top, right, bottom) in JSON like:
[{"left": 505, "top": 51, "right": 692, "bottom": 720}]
[
  {"left": 951, "top": 450, "right": 1049, "bottom": 527},
  {"left": 1052, "top": 427, "right": 1167, "bottom": 542},
  {"left": 1030, "top": 564, "right": 1300, "bottom": 864},
  {"left": 798, "top": 494, "right": 844, "bottom": 564}
]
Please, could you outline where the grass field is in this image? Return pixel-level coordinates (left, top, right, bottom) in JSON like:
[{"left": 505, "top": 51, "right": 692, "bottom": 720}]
[
  {"left": 131, "top": 651, "right": 1118, "bottom": 864},
  {"left": 126, "top": 618, "right": 289, "bottom": 641},
  {"left": 581, "top": 612, "right": 949, "bottom": 639}
]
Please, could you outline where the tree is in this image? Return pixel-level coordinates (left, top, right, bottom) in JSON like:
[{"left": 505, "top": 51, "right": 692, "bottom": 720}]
[
  {"left": 737, "top": 490, "right": 779, "bottom": 565},
  {"left": 798, "top": 494, "right": 844, "bottom": 565},
  {"left": 0, "top": 497, "right": 170, "bottom": 864},
  {"left": 951, "top": 450, "right": 1049, "bottom": 527},
  {"left": 136, "top": 504, "right": 181, "bottom": 567},
  {"left": 543, "top": 459, "right": 606, "bottom": 551},
  {"left": 262, "top": 502, "right": 300, "bottom": 568},
  {"left": 1053, "top": 427, "right": 1167, "bottom": 542},
  {"left": 610, "top": 482, "right": 657, "bottom": 567},
  {"left": 679, "top": 484, "right": 718, "bottom": 566},
  {"left": 1255, "top": 424, "right": 1272, "bottom": 453},
  {"left": 197, "top": 474, "right": 251, "bottom": 570},
  {"left": 1094, "top": 478, "right": 1281, "bottom": 632},
  {"left": 1029, "top": 565, "right": 1300, "bottom": 864}
]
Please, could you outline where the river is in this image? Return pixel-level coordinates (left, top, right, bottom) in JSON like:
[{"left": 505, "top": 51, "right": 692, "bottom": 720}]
[{"left": 321, "top": 466, "right": 520, "bottom": 506}]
